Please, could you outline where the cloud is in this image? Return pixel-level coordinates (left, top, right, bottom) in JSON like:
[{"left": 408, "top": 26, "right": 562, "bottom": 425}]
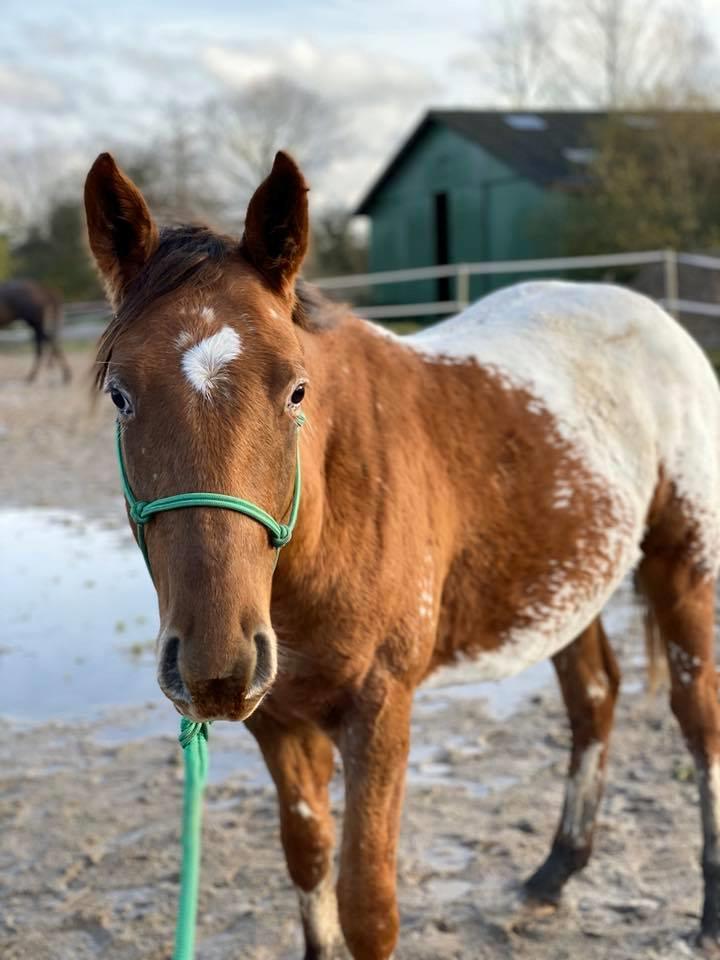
[
  {"left": 201, "top": 36, "right": 436, "bottom": 104},
  {"left": 0, "top": 65, "right": 64, "bottom": 109},
  {"left": 198, "top": 36, "right": 438, "bottom": 207},
  {"left": 0, "top": 4, "right": 471, "bottom": 219},
  {"left": 201, "top": 46, "right": 277, "bottom": 87}
]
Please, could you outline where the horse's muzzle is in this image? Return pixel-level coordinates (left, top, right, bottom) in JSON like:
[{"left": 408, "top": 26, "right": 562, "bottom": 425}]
[{"left": 157, "top": 627, "right": 277, "bottom": 721}]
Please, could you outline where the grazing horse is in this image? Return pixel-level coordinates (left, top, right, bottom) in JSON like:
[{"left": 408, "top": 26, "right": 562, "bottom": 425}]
[
  {"left": 84, "top": 150, "right": 720, "bottom": 959},
  {"left": 0, "top": 279, "right": 72, "bottom": 382}
]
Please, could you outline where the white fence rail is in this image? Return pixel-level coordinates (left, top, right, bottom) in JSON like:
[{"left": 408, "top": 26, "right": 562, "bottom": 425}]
[
  {"left": 2, "top": 249, "right": 719, "bottom": 345},
  {"left": 313, "top": 248, "right": 720, "bottom": 323}
]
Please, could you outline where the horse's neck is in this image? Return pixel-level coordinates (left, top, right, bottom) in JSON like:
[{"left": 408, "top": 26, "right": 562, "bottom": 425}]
[
  {"left": 273, "top": 315, "right": 406, "bottom": 590},
  {"left": 273, "top": 312, "right": 497, "bottom": 600}
]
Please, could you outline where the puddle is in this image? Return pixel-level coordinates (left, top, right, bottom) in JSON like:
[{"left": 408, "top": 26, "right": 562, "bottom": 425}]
[
  {"left": 1, "top": 509, "right": 160, "bottom": 723},
  {"left": 420, "top": 840, "right": 474, "bottom": 873},
  {"left": 423, "top": 878, "right": 473, "bottom": 902},
  {"left": 408, "top": 759, "right": 517, "bottom": 797},
  {"left": 1, "top": 508, "right": 645, "bottom": 776},
  {"left": 416, "top": 660, "right": 553, "bottom": 721}
]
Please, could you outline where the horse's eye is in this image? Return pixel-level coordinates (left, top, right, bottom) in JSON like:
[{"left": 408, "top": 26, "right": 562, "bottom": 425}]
[
  {"left": 110, "top": 387, "right": 132, "bottom": 415},
  {"left": 290, "top": 384, "right": 306, "bottom": 406}
]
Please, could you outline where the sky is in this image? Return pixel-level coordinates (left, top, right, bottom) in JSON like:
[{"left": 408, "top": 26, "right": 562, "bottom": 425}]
[{"left": 2, "top": 0, "right": 720, "bottom": 218}]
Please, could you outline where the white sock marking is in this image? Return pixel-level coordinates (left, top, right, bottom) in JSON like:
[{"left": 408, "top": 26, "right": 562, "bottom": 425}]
[
  {"left": 296, "top": 872, "right": 340, "bottom": 951},
  {"left": 700, "top": 759, "right": 720, "bottom": 867},
  {"left": 561, "top": 740, "right": 604, "bottom": 844}
]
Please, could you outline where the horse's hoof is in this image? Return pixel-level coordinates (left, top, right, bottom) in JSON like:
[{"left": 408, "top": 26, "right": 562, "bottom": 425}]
[
  {"left": 698, "top": 931, "right": 720, "bottom": 957},
  {"left": 522, "top": 894, "right": 560, "bottom": 920},
  {"left": 510, "top": 894, "right": 562, "bottom": 938},
  {"left": 522, "top": 875, "right": 563, "bottom": 911}
]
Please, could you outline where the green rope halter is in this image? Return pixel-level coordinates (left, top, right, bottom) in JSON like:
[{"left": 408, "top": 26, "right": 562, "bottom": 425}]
[
  {"left": 114, "top": 414, "right": 305, "bottom": 960},
  {"left": 115, "top": 413, "right": 305, "bottom": 576}
]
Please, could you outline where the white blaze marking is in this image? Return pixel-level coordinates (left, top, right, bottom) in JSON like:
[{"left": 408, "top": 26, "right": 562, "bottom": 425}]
[
  {"left": 296, "top": 873, "right": 340, "bottom": 950},
  {"left": 181, "top": 325, "right": 242, "bottom": 397}
]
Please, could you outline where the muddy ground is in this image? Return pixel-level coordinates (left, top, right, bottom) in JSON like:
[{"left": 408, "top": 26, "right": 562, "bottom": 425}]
[{"left": 0, "top": 346, "right": 715, "bottom": 959}]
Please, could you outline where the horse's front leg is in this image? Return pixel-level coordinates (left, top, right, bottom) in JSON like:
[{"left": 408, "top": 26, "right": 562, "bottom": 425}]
[
  {"left": 246, "top": 712, "right": 341, "bottom": 960},
  {"left": 337, "top": 672, "right": 412, "bottom": 960}
]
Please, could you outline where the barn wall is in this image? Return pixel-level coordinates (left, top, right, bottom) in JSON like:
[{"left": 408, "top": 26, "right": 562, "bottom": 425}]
[{"left": 363, "top": 123, "right": 569, "bottom": 312}]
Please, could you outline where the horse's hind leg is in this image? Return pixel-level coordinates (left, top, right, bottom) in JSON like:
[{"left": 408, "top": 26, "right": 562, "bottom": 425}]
[
  {"left": 45, "top": 302, "right": 72, "bottom": 383},
  {"left": 49, "top": 339, "right": 72, "bottom": 383},
  {"left": 246, "top": 713, "right": 340, "bottom": 960},
  {"left": 639, "top": 544, "right": 720, "bottom": 946},
  {"left": 525, "top": 616, "right": 620, "bottom": 905},
  {"left": 26, "top": 326, "right": 44, "bottom": 382}
]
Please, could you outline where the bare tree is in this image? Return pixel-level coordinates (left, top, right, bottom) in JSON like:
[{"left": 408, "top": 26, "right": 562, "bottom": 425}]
[
  {"left": 0, "top": 146, "right": 67, "bottom": 239},
  {"left": 121, "top": 105, "right": 221, "bottom": 226},
  {"left": 461, "top": 1, "right": 554, "bottom": 107},
  {"left": 204, "top": 75, "right": 345, "bottom": 224},
  {"left": 465, "top": 0, "right": 718, "bottom": 108},
  {"left": 555, "top": 0, "right": 717, "bottom": 107},
  {"left": 306, "top": 207, "right": 368, "bottom": 279}
]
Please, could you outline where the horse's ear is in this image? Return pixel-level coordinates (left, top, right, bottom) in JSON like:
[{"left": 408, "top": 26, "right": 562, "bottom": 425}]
[
  {"left": 240, "top": 151, "right": 309, "bottom": 297},
  {"left": 84, "top": 153, "right": 158, "bottom": 310}
]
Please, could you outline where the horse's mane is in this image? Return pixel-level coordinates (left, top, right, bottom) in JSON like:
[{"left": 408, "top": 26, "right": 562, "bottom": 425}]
[{"left": 94, "top": 224, "right": 343, "bottom": 389}]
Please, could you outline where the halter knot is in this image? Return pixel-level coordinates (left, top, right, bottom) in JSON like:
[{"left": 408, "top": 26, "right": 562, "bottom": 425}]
[
  {"left": 271, "top": 524, "right": 292, "bottom": 548},
  {"left": 130, "top": 500, "right": 150, "bottom": 525},
  {"left": 178, "top": 718, "right": 211, "bottom": 750}
]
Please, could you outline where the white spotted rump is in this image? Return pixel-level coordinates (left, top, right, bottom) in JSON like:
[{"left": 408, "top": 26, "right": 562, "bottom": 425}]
[{"left": 181, "top": 325, "right": 242, "bottom": 397}]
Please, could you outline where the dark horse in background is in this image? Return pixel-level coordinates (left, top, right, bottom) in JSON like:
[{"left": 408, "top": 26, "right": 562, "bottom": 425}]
[{"left": 0, "top": 279, "right": 72, "bottom": 382}]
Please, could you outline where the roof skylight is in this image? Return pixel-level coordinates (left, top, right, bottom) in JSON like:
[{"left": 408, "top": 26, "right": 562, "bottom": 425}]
[{"left": 503, "top": 114, "right": 548, "bottom": 131}]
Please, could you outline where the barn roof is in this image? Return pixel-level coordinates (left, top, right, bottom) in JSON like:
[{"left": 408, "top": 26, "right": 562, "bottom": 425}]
[{"left": 355, "top": 110, "right": 628, "bottom": 215}]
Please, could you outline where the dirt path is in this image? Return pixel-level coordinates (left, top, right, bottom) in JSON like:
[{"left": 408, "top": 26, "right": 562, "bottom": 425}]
[{"left": 0, "top": 346, "right": 713, "bottom": 959}]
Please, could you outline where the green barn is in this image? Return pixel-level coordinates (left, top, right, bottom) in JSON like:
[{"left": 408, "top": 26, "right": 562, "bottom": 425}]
[{"left": 355, "top": 110, "right": 600, "bottom": 310}]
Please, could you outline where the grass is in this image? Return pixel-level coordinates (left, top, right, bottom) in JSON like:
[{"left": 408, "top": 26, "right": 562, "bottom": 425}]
[
  {"left": 378, "top": 320, "right": 423, "bottom": 336},
  {"left": 707, "top": 349, "right": 720, "bottom": 377}
]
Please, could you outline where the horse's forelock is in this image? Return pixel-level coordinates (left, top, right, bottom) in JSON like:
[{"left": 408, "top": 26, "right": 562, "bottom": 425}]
[
  {"left": 94, "top": 228, "right": 344, "bottom": 389},
  {"left": 94, "top": 225, "right": 232, "bottom": 389}
]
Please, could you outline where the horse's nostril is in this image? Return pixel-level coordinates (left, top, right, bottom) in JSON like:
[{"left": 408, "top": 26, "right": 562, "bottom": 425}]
[
  {"left": 247, "top": 630, "right": 277, "bottom": 699},
  {"left": 159, "top": 636, "right": 187, "bottom": 701}
]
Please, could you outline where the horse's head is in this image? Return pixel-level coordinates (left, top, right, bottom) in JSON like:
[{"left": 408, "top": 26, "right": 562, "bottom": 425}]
[{"left": 85, "top": 151, "right": 310, "bottom": 722}]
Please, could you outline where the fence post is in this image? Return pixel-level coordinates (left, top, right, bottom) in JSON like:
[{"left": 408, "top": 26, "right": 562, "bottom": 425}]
[
  {"left": 456, "top": 264, "right": 470, "bottom": 310},
  {"left": 663, "top": 249, "right": 679, "bottom": 318}
]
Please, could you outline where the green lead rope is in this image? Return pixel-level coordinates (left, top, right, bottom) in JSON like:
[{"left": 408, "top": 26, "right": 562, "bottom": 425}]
[
  {"left": 174, "top": 719, "right": 210, "bottom": 960},
  {"left": 113, "top": 415, "right": 306, "bottom": 960}
]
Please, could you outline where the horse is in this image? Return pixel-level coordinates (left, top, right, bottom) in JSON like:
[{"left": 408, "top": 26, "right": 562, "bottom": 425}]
[
  {"left": 84, "top": 149, "right": 720, "bottom": 960},
  {"left": 0, "top": 278, "right": 72, "bottom": 382}
]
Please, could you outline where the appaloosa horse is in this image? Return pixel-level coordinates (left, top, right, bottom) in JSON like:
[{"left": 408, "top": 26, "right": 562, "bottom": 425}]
[
  {"left": 0, "top": 279, "right": 71, "bottom": 382},
  {"left": 85, "top": 150, "right": 720, "bottom": 959}
]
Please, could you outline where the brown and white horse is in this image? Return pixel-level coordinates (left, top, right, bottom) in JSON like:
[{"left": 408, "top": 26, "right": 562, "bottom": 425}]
[
  {"left": 0, "top": 279, "right": 72, "bottom": 382},
  {"left": 85, "top": 150, "right": 720, "bottom": 959}
]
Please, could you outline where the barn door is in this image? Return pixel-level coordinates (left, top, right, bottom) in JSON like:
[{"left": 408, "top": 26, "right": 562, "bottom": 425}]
[{"left": 434, "top": 192, "right": 450, "bottom": 302}]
